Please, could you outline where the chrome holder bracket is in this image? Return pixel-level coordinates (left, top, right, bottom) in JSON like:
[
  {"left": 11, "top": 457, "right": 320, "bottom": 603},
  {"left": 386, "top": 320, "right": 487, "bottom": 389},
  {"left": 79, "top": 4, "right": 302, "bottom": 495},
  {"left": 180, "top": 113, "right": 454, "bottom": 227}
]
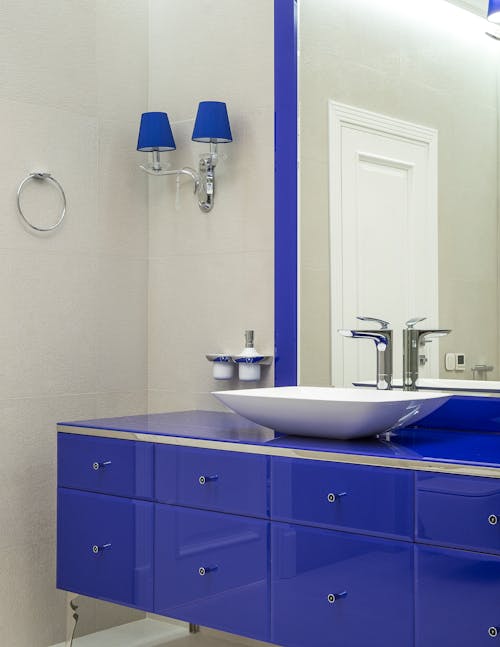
[{"left": 139, "top": 145, "right": 221, "bottom": 213}]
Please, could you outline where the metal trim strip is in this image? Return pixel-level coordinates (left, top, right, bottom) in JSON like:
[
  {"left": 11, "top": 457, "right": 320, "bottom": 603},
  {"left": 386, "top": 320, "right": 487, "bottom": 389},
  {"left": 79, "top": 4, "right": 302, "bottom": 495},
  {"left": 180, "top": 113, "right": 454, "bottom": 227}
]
[{"left": 57, "top": 425, "right": 500, "bottom": 479}]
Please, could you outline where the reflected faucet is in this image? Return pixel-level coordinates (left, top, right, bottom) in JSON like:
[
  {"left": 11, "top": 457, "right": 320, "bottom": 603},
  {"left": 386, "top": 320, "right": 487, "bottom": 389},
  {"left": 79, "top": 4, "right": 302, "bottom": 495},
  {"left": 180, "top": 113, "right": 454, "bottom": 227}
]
[
  {"left": 403, "top": 317, "right": 451, "bottom": 391},
  {"left": 339, "top": 316, "right": 393, "bottom": 390}
]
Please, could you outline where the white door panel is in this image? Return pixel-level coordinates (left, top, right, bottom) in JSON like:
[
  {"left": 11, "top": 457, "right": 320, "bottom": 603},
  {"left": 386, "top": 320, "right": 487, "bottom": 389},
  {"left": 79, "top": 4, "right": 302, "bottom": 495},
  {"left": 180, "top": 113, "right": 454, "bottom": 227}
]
[{"left": 329, "top": 102, "right": 439, "bottom": 387}]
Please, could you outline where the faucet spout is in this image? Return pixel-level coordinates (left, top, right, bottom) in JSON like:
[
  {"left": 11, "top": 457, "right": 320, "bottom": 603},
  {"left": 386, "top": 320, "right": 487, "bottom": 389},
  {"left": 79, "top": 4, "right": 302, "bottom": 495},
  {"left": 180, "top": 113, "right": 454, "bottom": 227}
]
[
  {"left": 338, "top": 324, "right": 393, "bottom": 390},
  {"left": 338, "top": 330, "right": 388, "bottom": 351},
  {"left": 402, "top": 319, "right": 451, "bottom": 391}
]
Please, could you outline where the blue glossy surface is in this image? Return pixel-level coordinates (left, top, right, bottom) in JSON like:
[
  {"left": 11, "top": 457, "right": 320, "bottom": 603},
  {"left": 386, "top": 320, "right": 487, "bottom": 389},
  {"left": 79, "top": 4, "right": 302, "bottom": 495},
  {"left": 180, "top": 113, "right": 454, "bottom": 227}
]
[
  {"left": 271, "top": 522, "right": 414, "bottom": 647},
  {"left": 417, "top": 473, "right": 500, "bottom": 554},
  {"left": 61, "top": 410, "right": 276, "bottom": 442},
  {"left": 59, "top": 408, "right": 500, "bottom": 472},
  {"left": 155, "top": 444, "right": 269, "bottom": 518},
  {"left": 57, "top": 488, "right": 154, "bottom": 610},
  {"left": 415, "top": 395, "right": 500, "bottom": 433},
  {"left": 274, "top": 0, "right": 298, "bottom": 387},
  {"left": 416, "top": 545, "right": 500, "bottom": 646},
  {"left": 155, "top": 505, "right": 269, "bottom": 642},
  {"left": 58, "top": 433, "right": 154, "bottom": 499},
  {"left": 271, "top": 457, "right": 413, "bottom": 539}
]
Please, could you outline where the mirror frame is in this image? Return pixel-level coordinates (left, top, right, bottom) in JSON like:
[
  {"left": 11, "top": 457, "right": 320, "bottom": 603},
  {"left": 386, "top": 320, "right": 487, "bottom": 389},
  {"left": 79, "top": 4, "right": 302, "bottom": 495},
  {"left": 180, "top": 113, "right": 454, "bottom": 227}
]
[{"left": 274, "top": 0, "right": 298, "bottom": 386}]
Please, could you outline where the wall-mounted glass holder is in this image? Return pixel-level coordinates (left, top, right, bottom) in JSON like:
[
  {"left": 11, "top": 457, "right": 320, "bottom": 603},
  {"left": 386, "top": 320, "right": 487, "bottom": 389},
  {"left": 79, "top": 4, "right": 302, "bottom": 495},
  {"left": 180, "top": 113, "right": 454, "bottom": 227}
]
[{"left": 206, "top": 353, "right": 273, "bottom": 381}]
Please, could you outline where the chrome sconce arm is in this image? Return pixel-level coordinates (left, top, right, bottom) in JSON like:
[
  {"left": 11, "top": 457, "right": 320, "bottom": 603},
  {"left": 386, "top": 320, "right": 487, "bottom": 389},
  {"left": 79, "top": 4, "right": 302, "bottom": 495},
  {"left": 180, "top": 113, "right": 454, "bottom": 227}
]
[
  {"left": 137, "top": 102, "right": 232, "bottom": 214},
  {"left": 139, "top": 158, "right": 201, "bottom": 195}
]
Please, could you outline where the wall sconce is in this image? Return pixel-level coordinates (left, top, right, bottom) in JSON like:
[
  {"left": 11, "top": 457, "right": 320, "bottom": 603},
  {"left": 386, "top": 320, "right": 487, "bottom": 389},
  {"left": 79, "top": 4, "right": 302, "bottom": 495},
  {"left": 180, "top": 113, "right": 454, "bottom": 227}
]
[{"left": 137, "top": 102, "right": 232, "bottom": 213}]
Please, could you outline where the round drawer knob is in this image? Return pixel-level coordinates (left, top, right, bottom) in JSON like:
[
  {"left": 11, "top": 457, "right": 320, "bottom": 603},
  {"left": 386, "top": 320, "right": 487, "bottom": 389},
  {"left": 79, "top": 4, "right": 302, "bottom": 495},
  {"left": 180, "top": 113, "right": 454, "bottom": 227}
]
[
  {"left": 198, "top": 565, "right": 217, "bottom": 576},
  {"left": 327, "top": 492, "right": 346, "bottom": 503},
  {"left": 489, "top": 626, "right": 499, "bottom": 638},
  {"left": 92, "top": 543, "right": 111, "bottom": 555},
  {"left": 92, "top": 461, "right": 112, "bottom": 471},
  {"left": 327, "top": 591, "right": 347, "bottom": 604},
  {"left": 198, "top": 475, "right": 218, "bottom": 485},
  {"left": 489, "top": 515, "right": 498, "bottom": 526}
]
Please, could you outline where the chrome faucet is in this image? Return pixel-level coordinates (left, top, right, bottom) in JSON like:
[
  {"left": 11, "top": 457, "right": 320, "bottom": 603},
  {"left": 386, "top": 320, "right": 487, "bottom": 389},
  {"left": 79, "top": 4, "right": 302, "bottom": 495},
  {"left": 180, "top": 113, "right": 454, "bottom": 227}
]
[
  {"left": 339, "top": 317, "right": 393, "bottom": 390},
  {"left": 403, "top": 317, "right": 451, "bottom": 391}
]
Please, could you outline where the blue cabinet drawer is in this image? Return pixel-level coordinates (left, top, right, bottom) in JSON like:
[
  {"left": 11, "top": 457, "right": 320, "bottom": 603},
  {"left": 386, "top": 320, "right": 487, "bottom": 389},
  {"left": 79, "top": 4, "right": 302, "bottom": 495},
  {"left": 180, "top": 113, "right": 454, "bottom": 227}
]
[
  {"left": 58, "top": 433, "right": 154, "bottom": 499},
  {"left": 57, "top": 488, "right": 154, "bottom": 610},
  {"left": 155, "top": 504, "right": 269, "bottom": 642},
  {"left": 416, "top": 473, "right": 500, "bottom": 554},
  {"left": 155, "top": 445, "right": 268, "bottom": 517},
  {"left": 416, "top": 545, "right": 500, "bottom": 646},
  {"left": 271, "top": 522, "right": 414, "bottom": 647},
  {"left": 271, "top": 457, "right": 413, "bottom": 539}
]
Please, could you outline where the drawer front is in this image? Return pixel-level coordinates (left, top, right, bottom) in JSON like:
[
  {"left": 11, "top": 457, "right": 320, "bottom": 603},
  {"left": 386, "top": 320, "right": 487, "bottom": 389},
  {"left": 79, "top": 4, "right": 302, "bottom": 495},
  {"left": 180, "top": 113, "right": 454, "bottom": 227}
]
[
  {"left": 58, "top": 433, "right": 154, "bottom": 499},
  {"left": 416, "top": 545, "right": 500, "bottom": 647},
  {"left": 271, "top": 457, "right": 413, "bottom": 539},
  {"left": 417, "top": 473, "right": 500, "bottom": 554},
  {"left": 57, "top": 488, "right": 154, "bottom": 610},
  {"left": 271, "top": 523, "right": 414, "bottom": 647},
  {"left": 155, "top": 445, "right": 268, "bottom": 517},
  {"left": 155, "top": 504, "right": 269, "bottom": 642}
]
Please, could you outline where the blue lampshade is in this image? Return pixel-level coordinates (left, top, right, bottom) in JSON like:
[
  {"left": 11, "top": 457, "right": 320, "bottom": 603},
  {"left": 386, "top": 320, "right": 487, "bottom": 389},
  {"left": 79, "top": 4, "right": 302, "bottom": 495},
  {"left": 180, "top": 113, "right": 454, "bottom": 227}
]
[
  {"left": 488, "top": 0, "right": 500, "bottom": 22},
  {"left": 137, "top": 112, "right": 176, "bottom": 152},
  {"left": 192, "top": 101, "right": 232, "bottom": 144}
]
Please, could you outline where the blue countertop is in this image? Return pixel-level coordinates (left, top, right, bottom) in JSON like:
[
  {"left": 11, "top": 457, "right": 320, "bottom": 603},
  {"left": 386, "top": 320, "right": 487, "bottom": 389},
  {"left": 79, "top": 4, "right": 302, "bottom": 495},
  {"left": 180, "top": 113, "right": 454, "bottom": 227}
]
[{"left": 59, "top": 397, "right": 500, "bottom": 473}]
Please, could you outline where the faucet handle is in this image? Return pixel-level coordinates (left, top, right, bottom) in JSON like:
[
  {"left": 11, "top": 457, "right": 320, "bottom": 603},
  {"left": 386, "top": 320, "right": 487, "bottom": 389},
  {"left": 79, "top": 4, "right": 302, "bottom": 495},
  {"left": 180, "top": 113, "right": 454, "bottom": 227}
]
[
  {"left": 357, "top": 316, "right": 390, "bottom": 330},
  {"left": 405, "top": 317, "right": 427, "bottom": 329}
]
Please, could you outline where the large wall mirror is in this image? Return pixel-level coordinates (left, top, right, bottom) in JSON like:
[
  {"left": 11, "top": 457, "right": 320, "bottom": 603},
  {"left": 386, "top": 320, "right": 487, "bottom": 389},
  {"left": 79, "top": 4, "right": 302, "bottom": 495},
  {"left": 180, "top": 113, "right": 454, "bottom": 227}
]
[{"left": 297, "top": 0, "right": 500, "bottom": 389}]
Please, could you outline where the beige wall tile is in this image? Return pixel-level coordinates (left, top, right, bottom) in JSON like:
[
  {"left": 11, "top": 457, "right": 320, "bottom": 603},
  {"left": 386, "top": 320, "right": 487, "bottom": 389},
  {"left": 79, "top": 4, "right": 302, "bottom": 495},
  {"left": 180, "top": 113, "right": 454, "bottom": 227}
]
[
  {"left": 148, "top": 0, "right": 274, "bottom": 413},
  {"left": 0, "top": 0, "right": 97, "bottom": 116},
  {"left": 0, "top": 2, "right": 150, "bottom": 645},
  {"left": 0, "top": 540, "right": 66, "bottom": 647},
  {"left": 95, "top": 256, "right": 148, "bottom": 393}
]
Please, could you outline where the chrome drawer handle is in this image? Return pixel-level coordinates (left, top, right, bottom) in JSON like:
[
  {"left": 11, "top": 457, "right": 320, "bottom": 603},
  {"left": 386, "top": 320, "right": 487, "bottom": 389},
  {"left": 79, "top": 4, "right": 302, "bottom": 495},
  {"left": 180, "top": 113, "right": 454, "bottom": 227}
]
[
  {"left": 327, "top": 591, "right": 347, "bottom": 604},
  {"left": 489, "top": 626, "right": 499, "bottom": 638},
  {"left": 198, "top": 565, "right": 218, "bottom": 576},
  {"left": 91, "top": 543, "right": 112, "bottom": 555},
  {"left": 92, "top": 461, "right": 112, "bottom": 471},
  {"left": 327, "top": 492, "right": 346, "bottom": 503},
  {"left": 489, "top": 515, "right": 499, "bottom": 526},
  {"left": 198, "top": 475, "right": 218, "bottom": 485}
]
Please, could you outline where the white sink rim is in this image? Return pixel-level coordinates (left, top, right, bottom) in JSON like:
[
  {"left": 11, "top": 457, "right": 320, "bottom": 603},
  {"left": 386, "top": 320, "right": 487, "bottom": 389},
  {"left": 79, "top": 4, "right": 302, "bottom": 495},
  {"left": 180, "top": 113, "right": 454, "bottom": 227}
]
[{"left": 212, "top": 386, "right": 452, "bottom": 440}]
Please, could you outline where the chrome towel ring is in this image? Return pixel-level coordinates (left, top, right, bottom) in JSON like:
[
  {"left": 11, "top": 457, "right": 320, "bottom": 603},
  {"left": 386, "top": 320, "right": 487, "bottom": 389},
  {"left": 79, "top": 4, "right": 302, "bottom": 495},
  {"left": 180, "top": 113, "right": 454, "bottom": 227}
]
[{"left": 17, "top": 172, "right": 67, "bottom": 232}]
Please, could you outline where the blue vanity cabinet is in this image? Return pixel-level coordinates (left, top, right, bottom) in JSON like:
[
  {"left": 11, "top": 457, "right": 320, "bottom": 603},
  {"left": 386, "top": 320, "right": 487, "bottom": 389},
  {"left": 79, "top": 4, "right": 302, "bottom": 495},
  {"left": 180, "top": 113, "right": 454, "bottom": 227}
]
[
  {"left": 155, "top": 444, "right": 268, "bottom": 518},
  {"left": 416, "top": 544, "right": 500, "bottom": 647},
  {"left": 416, "top": 473, "right": 500, "bottom": 555},
  {"left": 271, "top": 457, "right": 413, "bottom": 540},
  {"left": 57, "top": 488, "right": 154, "bottom": 610},
  {"left": 271, "top": 522, "right": 414, "bottom": 647},
  {"left": 155, "top": 504, "right": 270, "bottom": 642},
  {"left": 58, "top": 433, "right": 154, "bottom": 499},
  {"left": 56, "top": 425, "right": 500, "bottom": 647}
]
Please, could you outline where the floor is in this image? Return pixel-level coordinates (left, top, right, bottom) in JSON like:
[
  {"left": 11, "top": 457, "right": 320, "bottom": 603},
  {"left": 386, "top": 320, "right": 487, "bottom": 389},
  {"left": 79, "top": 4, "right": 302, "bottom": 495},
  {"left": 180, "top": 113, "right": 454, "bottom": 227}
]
[{"left": 52, "top": 618, "right": 271, "bottom": 647}]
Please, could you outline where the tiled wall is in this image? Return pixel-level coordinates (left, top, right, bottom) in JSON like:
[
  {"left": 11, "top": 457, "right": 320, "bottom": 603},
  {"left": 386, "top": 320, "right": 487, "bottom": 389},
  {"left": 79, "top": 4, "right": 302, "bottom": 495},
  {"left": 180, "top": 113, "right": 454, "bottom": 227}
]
[
  {"left": 0, "top": 2, "right": 275, "bottom": 644},
  {"left": 147, "top": 0, "right": 275, "bottom": 412},
  {"left": 0, "top": 1, "right": 149, "bottom": 645},
  {"left": 300, "top": 0, "right": 500, "bottom": 384}
]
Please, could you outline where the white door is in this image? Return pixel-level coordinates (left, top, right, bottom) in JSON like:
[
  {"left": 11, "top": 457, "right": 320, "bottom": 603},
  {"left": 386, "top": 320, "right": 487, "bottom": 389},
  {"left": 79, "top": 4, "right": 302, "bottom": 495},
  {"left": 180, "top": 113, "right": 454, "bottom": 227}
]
[{"left": 329, "top": 102, "right": 439, "bottom": 388}]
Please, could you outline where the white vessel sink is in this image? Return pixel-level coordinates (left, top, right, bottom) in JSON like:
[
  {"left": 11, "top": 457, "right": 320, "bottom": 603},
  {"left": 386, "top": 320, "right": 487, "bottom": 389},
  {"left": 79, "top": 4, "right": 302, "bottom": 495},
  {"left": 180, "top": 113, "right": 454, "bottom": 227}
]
[{"left": 212, "top": 386, "right": 451, "bottom": 440}]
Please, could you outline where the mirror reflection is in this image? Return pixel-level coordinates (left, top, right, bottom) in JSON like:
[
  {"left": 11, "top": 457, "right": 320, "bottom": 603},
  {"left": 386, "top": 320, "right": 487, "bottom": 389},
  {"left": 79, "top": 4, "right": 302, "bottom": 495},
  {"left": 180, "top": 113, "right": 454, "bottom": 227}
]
[{"left": 299, "top": 0, "right": 500, "bottom": 389}]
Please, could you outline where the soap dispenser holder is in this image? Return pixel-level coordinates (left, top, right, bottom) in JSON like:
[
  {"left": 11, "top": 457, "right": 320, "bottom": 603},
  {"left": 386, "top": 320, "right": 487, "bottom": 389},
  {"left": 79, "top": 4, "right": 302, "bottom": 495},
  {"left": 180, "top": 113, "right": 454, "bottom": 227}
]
[{"left": 206, "top": 331, "right": 272, "bottom": 381}]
